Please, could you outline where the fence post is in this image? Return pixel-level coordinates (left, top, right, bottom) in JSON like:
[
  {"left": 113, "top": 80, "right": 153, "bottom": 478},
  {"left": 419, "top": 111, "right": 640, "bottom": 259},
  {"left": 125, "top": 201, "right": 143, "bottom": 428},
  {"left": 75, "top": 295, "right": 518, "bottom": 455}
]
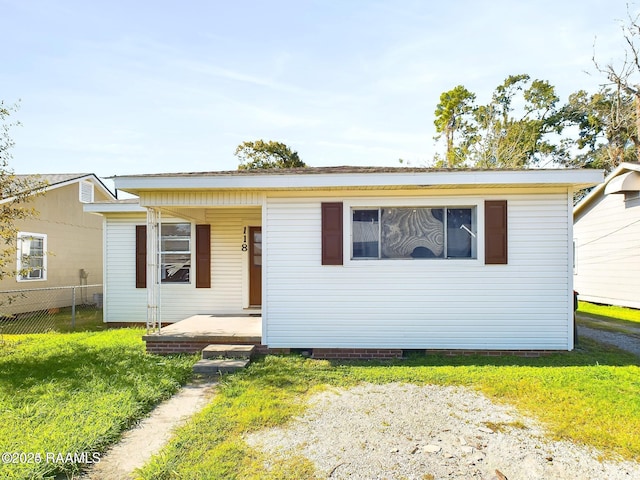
[{"left": 71, "top": 287, "right": 76, "bottom": 330}]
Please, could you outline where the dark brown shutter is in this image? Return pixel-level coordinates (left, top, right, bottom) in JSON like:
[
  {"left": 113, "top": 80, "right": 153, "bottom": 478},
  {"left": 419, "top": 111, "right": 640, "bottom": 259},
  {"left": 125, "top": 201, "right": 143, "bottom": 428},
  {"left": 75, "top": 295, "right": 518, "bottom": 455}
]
[
  {"left": 135, "top": 225, "right": 147, "bottom": 288},
  {"left": 485, "top": 200, "right": 508, "bottom": 264},
  {"left": 321, "top": 202, "right": 343, "bottom": 265},
  {"left": 195, "top": 224, "right": 211, "bottom": 288}
]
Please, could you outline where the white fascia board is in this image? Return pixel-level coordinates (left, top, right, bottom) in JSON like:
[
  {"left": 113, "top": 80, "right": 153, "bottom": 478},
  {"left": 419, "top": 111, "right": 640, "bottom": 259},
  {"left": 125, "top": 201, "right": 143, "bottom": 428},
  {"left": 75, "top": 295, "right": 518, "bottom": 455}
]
[
  {"left": 114, "top": 169, "right": 604, "bottom": 193},
  {"left": 83, "top": 202, "right": 146, "bottom": 214}
]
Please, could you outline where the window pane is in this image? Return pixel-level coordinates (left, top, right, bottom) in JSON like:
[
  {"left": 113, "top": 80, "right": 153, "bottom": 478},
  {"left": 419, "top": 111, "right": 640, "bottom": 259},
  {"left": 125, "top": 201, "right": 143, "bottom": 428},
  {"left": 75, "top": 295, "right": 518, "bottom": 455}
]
[
  {"left": 381, "top": 208, "right": 444, "bottom": 258},
  {"left": 161, "top": 254, "right": 190, "bottom": 282},
  {"left": 447, "top": 208, "right": 474, "bottom": 258},
  {"left": 161, "top": 224, "right": 191, "bottom": 252},
  {"left": 352, "top": 210, "right": 379, "bottom": 258},
  {"left": 29, "top": 238, "right": 44, "bottom": 256}
]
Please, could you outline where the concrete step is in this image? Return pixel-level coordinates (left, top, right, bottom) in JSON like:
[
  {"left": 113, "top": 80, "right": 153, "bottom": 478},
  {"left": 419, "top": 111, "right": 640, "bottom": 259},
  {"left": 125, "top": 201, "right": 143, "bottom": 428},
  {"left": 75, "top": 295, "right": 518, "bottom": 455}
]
[
  {"left": 202, "top": 344, "right": 256, "bottom": 360},
  {"left": 193, "top": 358, "right": 250, "bottom": 375}
]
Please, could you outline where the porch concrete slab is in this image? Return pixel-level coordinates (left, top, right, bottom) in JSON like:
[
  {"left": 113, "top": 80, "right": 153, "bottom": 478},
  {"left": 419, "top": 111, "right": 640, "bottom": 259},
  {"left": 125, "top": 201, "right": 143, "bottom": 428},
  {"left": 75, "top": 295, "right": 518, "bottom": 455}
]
[{"left": 142, "top": 315, "right": 262, "bottom": 343}]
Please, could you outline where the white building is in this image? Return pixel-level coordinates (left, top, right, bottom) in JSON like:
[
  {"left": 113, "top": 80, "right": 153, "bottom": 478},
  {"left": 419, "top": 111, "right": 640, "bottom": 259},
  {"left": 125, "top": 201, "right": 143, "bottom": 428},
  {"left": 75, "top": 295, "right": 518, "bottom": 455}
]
[
  {"left": 86, "top": 166, "right": 602, "bottom": 354},
  {"left": 574, "top": 162, "right": 640, "bottom": 309}
]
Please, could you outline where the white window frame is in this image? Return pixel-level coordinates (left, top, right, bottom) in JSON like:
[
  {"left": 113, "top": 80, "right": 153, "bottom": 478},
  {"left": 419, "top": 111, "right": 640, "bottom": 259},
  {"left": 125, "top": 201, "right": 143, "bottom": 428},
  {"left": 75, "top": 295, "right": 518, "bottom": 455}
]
[
  {"left": 79, "top": 181, "right": 94, "bottom": 203},
  {"left": 16, "top": 232, "right": 47, "bottom": 282},
  {"left": 159, "top": 222, "right": 192, "bottom": 284},
  {"left": 348, "top": 200, "right": 479, "bottom": 262}
]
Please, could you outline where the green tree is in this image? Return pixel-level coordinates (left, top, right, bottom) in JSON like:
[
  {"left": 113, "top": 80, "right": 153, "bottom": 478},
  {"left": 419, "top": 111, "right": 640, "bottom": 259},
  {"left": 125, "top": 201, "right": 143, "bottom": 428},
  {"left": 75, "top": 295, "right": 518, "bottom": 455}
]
[
  {"left": 433, "top": 75, "right": 567, "bottom": 169},
  {"left": 562, "top": 87, "right": 636, "bottom": 173},
  {"left": 0, "top": 100, "right": 46, "bottom": 281},
  {"left": 234, "top": 140, "right": 306, "bottom": 170},
  {"left": 470, "top": 75, "right": 566, "bottom": 168},
  {"left": 433, "top": 85, "right": 476, "bottom": 168}
]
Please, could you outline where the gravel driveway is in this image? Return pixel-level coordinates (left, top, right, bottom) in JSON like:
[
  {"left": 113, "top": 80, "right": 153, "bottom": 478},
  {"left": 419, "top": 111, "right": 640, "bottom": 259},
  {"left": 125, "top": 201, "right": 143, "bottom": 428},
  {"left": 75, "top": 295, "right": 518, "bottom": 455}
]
[{"left": 247, "top": 383, "right": 640, "bottom": 480}]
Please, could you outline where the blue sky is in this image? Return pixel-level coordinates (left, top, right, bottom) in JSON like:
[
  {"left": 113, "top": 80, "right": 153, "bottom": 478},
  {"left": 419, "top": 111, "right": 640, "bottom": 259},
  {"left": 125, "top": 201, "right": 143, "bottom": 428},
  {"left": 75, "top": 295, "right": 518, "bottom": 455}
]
[{"left": 1, "top": 0, "right": 632, "bottom": 177}]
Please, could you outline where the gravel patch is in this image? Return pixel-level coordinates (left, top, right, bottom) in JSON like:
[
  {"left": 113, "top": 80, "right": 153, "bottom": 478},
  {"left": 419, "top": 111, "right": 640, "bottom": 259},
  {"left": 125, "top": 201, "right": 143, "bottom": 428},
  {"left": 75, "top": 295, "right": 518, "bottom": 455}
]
[
  {"left": 246, "top": 383, "right": 640, "bottom": 480},
  {"left": 578, "top": 325, "right": 640, "bottom": 358}
]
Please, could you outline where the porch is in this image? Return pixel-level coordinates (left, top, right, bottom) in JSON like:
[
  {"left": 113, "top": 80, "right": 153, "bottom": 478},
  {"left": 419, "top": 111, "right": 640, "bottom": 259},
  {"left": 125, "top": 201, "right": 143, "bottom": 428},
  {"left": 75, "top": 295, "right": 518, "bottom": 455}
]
[{"left": 143, "top": 314, "right": 265, "bottom": 355}]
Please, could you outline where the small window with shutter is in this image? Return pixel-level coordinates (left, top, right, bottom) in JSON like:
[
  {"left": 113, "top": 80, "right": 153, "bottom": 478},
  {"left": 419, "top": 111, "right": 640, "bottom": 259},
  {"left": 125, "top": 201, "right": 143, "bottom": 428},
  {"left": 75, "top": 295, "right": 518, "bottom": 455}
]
[{"left": 135, "top": 223, "right": 207, "bottom": 288}]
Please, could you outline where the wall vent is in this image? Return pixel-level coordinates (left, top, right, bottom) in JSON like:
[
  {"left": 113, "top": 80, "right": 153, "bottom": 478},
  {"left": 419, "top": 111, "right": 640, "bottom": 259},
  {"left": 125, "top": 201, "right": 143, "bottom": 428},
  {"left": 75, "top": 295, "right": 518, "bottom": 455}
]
[{"left": 79, "top": 181, "right": 94, "bottom": 203}]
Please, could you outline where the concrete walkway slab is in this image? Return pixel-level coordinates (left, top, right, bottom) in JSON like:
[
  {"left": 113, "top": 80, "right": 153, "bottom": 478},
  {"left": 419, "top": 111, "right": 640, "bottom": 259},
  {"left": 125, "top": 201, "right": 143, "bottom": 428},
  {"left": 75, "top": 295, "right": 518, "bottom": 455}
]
[{"left": 77, "top": 379, "right": 217, "bottom": 480}]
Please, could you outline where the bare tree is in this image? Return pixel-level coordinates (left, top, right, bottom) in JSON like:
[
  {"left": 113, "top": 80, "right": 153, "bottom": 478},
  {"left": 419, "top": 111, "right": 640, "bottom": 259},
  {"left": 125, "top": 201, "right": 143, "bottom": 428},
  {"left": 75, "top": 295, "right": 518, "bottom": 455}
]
[{"left": 593, "top": 5, "right": 640, "bottom": 162}]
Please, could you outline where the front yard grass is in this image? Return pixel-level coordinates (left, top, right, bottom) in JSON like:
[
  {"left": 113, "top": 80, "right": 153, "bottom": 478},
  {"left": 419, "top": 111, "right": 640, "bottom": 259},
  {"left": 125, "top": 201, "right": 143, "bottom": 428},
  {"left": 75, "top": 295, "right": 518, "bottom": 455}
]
[
  {"left": 577, "top": 301, "right": 640, "bottom": 334},
  {"left": 139, "top": 339, "right": 640, "bottom": 480},
  {"left": 0, "top": 305, "right": 106, "bottom": 334},
  {"left": 0, "top": 329, "right": 198, "bottom": 480}
]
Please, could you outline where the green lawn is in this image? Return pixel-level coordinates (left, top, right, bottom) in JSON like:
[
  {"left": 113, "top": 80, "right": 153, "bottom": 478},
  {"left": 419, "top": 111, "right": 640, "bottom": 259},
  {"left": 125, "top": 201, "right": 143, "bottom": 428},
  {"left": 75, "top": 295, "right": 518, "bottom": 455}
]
[
  {"left": 0, "top": 305, "right": 106, "bottom": 334},
  {"left": 139, "top": 340, "right": 640, "bottom": 480},
  {"left": 577, "top": 301, "right": 640, "bottom": 334},
  {"left": 578, "top": 301, "right": 640, "bottom": 324},
  {"left": 0, "top": 329, "right": 198, "bottom": 480}
]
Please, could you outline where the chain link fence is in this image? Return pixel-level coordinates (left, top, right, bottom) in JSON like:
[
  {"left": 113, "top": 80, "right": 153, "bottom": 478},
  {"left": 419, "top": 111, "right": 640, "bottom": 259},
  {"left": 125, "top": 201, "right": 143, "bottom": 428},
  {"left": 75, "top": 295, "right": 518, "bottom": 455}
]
[{"left": 0, "top": 284, "right": 103, "bottom": 334}]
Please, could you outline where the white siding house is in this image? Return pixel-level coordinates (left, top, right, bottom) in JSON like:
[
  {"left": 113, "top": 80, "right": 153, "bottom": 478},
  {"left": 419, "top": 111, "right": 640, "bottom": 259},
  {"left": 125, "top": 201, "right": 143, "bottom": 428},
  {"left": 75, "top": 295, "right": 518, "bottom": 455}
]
[
  {"left": 87, "top": 166, "right": 602, "bottom": 353},
  {"left": 574, "top": 163, "right": 640, "bottom": 309}
]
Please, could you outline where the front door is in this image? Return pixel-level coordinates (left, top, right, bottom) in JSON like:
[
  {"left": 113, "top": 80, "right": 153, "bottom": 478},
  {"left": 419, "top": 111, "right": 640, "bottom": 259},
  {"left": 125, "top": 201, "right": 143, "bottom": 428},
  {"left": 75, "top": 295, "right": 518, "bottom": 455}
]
[{"left": 249, "top": 227, "right": 262, "bottom": 306}]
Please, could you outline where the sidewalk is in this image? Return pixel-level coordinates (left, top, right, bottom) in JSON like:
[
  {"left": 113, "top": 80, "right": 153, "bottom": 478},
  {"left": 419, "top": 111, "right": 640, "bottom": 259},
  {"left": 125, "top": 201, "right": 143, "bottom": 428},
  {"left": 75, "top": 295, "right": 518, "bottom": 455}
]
[{"left": 77, "top": 378, "right": 217, "bottom": 480}]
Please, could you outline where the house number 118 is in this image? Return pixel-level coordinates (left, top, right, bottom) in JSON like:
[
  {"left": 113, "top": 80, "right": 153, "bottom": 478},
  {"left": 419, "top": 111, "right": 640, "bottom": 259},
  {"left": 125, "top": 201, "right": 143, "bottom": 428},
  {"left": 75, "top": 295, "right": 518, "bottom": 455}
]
[{"left": 241, "top": 227, "right": 248, "bottom": 251}]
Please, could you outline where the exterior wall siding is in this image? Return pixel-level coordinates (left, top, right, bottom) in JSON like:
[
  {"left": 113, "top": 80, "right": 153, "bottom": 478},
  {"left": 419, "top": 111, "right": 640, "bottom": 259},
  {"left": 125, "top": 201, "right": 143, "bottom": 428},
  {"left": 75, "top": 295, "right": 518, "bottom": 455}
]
[
  {"left": 0, "top": 182, "right": 107, "bottom": 292},
  {"left": 0, "top": 183, "right": 106, "bottom": 314},
  {"left": 265, "top": 192, "right": 572, "bottom": 350},
  {"left": 104, "top": 218, "right": 148, "bottom": 322},
  {"left": 574, "top": 192, "right": 640, "bottom": 309},
  {"left": 103, "top": 208, "right": 261, "bottom": 323}
]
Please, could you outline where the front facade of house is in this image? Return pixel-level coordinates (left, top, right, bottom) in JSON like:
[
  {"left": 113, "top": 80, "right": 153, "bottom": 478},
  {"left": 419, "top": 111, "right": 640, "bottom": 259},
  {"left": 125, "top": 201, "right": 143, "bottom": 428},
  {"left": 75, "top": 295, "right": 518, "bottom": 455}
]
[
  {"left": 574, "top": 163, "right": 640, "bottom": 309},
  {"left": 0, "top": 174, "right": 115, "bottom": 314},
  {"left": 89, "top": 167, "right": 601, "bottom": 352}
]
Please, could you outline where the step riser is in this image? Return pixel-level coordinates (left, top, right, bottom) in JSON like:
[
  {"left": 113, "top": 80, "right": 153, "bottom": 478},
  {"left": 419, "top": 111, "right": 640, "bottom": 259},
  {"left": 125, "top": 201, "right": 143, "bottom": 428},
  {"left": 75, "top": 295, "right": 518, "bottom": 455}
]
[
  {"left": 193, "top": 365, "right": 245, "bottom": 375},
  {"left": 201, "top": 344, "right": 255, "bottom": 360},
  {"left": 193, "top": 358, "right": 250, "bottom": 375}
]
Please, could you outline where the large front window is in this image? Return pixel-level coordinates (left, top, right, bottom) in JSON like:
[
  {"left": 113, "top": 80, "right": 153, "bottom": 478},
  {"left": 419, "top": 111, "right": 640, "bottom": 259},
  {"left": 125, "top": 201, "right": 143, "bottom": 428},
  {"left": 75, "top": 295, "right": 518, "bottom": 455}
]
[
  {"left": 17, "top": 232, "right": 47, "bottom": 281},
  {"left": 352, "top": 207, "right": 476, "bottom": 259},
  {"left": 160, "top": 223, "right": 191, "bottom": 283}
]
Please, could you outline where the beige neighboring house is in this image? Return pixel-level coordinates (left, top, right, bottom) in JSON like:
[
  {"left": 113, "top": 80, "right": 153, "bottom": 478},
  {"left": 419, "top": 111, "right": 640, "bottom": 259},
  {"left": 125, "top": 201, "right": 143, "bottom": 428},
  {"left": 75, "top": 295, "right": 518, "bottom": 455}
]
[
  {"left": 0, "top": 174, "right": 115, "bottom": 314},
  {"left": 574, "top": 162, "right": 640, "bottom": 309}
]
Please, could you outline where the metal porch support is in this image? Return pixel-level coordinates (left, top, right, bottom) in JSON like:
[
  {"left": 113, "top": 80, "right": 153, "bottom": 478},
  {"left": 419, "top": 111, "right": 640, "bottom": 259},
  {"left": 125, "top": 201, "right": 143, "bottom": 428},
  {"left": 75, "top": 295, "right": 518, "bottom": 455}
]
[{"left": 146, "top": 208, "right": 161, "bottom": 333}]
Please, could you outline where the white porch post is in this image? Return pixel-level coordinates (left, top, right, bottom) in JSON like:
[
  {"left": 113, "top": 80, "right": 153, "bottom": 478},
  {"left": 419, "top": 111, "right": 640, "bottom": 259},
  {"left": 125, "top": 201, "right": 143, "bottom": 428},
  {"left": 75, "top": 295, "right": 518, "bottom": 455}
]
[{"left": 146, "top": 208, "right": 161, "bottom": 333}]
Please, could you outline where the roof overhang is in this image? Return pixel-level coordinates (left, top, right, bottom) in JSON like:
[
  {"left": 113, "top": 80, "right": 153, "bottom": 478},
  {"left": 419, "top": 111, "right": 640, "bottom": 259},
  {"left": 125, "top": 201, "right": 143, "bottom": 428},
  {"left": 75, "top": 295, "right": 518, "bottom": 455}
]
[
  {"left": 1, "top": 173, "right": 116, "bottom": 204},
  {"left": 603, "top": 170, "right": 640, "bottom": 194},
  {"left": 574, "top": 162, "right": 640, "bottom": 217},
  {"left": 113, "top": 168, "right": 603, "bottom": 196}
]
